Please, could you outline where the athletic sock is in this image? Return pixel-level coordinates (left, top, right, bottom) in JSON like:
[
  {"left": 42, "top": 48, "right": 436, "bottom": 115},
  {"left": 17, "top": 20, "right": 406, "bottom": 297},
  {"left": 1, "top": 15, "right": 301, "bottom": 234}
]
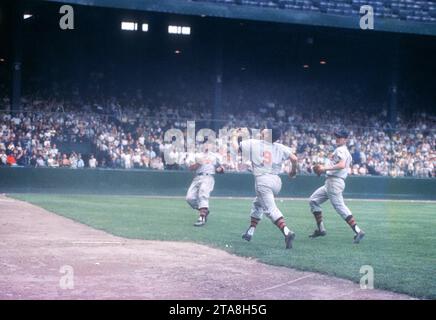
[
  {"left": 353, "top": 225, "right": 361, "bottom": 234},
  {"left": 247, "top": 217, "right": 260, "bottom": 236},
  {"left": 282, "top": 226, "right": 291, "bottom": 237},
  {"left": 313, "top": 211, "right": 326, "bottom": 232},
  {"left": 345, "top": 215, "right": 361, "bottom": 234},
  {"left": 274, "top": 217, "right": 290, "bottom": 236},
  {"left": 199, "top": 208, "right": 208, "bottom": 217},
  {"left": 250, "top": 217, "right": 259, "bottom": 228},
  {"left": 247, "top": 226, "right": 255, "bottom": 236}
]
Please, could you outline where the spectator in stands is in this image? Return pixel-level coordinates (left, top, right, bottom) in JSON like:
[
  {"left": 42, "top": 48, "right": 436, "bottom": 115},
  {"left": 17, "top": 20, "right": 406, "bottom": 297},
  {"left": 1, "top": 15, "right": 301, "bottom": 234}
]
[
  {"left": 88, "top": 154, "right": 97, "bottom": 168},
  {"left": 77, "top": 154, "right": 84, "bottom": 169},
  {"left": 36, "top": 155, "right": 46, "bottom": 167},
  {"left": 70, "top": 152, "right": 78, "bottom": 169},
  {"left": 150, "top": 157, "right": 164, "bottom": 170},
  {"left": 47, "top": 154, "right": 59, "bottom": 168},
  {"left": 6, "top": 151, "right": 17, "bottom": 166},
  {"left": 0, "top": 84, "right": 434, "bottom": 177},
  {"left": 61, "top": 154, "right": 70, "bottom": 167}
]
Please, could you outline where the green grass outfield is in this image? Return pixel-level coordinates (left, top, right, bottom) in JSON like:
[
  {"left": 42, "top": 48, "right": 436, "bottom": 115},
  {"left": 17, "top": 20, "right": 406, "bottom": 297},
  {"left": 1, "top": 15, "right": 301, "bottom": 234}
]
[{"left": 9, "top": 194, "right": 436, "bottom": 299}]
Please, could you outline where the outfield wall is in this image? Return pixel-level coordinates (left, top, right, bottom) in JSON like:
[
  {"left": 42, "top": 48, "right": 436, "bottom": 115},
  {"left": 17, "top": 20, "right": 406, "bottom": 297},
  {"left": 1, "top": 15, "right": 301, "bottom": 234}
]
[{"left": 0, "top": 167, "right": 435, "bottom": 200}]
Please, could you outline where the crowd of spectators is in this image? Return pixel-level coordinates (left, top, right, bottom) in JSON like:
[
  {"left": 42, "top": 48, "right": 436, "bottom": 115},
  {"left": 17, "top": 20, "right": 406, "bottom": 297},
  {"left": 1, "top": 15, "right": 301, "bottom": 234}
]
[
  {"left": 192, "top": 0, "right": 436, "bottom": 23},
  {"left": 0, "top": 87, "right": 434, "bottom": 178}
]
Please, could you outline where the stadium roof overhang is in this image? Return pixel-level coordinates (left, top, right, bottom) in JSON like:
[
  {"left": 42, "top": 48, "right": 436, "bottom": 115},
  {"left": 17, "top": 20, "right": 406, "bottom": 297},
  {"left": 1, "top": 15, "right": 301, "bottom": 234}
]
[{"left": 43, "top": 0, "right": 436, "bottom": 36}]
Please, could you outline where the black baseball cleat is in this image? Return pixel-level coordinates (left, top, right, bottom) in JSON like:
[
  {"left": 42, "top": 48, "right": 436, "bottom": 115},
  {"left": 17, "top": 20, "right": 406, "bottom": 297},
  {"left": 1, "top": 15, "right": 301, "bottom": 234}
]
[
  {"left": 353, "top": 230, "right": 365, "bottom": 244},
  {"left": 242, "top": 230, "right": 252, "bottom": 242},
  {"left": 285, "top": 232, "right": 296, "bottom": 249},
  {"left": 309, "top": 229, "right": 327, "bottom": 238}
]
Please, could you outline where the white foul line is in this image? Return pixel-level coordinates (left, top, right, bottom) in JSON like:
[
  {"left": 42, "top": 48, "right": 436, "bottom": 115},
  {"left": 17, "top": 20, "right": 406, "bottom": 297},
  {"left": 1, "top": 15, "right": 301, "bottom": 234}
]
[{"left": 256, "top": 274, "right": 315, "bottom": 293}]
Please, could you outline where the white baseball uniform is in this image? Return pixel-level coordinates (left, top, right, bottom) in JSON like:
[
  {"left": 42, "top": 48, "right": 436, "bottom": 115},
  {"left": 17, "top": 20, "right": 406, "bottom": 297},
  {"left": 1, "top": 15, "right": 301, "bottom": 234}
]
[
  {"left": 186, "top": 152, "right": 222, "bottom": 210},
  {"left": 309, "top": 145, "right": 353, "bottom": 219},
  {"left": 240, "top": 139, "right": 293, "bottom": 222}
]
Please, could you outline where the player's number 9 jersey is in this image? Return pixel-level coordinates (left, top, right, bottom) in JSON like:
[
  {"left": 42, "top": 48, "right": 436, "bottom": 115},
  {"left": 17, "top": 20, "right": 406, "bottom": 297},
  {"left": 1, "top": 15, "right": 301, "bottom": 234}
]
[{"left": 240, "top": 139, "right": 292, "bottom": 176}]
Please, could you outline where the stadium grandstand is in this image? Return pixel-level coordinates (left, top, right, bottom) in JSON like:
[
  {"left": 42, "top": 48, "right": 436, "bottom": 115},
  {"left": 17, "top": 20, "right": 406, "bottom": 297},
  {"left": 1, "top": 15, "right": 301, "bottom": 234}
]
[
  {"left": 40, "top": 0, "right": 436, "bottom": 35},
  {"left": 0, "top": 0, "right": 435, "bottom": 178},
  {"left": 192, "top": 0, "right": 436, "bottom": 23}
]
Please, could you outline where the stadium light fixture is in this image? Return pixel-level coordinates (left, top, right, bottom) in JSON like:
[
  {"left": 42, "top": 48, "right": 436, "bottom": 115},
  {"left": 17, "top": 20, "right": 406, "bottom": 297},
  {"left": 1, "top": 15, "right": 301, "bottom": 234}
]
[
  {"left": 121, "top": 21, "right": 137, "bottom": 31},
  {"left": 142, "top": 23, "right": 149, "bottom": 32},
  {"left": 168, "top": 25, "right": 191, "bottom": 35},
  {"left": 320, "top": 60, "right": 327, "bottom": 65},
  {"left": 182, "top": 27, "right": 191, "bottom": 35},
  {"left": 174, "top": 50, "right": 181, "bottom": 54},
  {"left": 23, "top": 14, "right": 33, "bottom": 20},
  {"left": 0, "top": 58, "right": 5, "bottom": 62},
  {"left": 303, "top": 64, "right": 310, "bottom": 69}
]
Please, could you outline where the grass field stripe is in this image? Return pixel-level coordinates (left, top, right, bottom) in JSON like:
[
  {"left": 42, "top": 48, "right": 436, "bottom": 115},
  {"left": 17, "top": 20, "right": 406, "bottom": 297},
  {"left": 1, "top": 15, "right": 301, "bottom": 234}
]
[{"left": 255, "top": 274, "right": 315, "bottom": 293}]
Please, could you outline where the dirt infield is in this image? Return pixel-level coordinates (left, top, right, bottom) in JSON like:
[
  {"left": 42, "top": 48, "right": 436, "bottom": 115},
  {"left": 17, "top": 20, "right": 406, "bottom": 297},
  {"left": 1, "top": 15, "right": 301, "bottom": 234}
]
[{"left": 0, "top": 195, "right": 414, "bottom": 300}]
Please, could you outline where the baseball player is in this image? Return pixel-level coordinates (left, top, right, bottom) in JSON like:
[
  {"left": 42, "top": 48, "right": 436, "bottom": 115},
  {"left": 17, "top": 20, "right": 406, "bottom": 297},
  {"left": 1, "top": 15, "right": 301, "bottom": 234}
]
[
  {"left": 186, "top": 143, "right": 224, "bottom": 227},
  {"left": 232, "top": 128, "right": 298, "bottom": 249},
  {"left": 309, "top": 129, "right": 365, "bottom": 243}
]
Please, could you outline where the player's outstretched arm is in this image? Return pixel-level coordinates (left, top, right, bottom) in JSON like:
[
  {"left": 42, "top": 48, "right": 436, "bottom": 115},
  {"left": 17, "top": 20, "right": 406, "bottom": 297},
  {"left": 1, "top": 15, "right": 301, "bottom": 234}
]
[{"left": 230, "top": 127, "right": 250, "bottom": 151}]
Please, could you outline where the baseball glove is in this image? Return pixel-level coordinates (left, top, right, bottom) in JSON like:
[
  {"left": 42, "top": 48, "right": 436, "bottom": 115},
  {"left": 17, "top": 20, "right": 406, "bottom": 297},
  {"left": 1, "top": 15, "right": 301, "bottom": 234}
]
[
  {"left": 288, "top": 168, "right": 297, "bottom": 179},
  {"left": 215, "top": 166, "right": 225, "bottom": 174},
  {"left": 312, "top": 163, "right": 325, "bottom": 176},
  {"left": 288, "top": 159, "right": 298, "bottom": 179}
]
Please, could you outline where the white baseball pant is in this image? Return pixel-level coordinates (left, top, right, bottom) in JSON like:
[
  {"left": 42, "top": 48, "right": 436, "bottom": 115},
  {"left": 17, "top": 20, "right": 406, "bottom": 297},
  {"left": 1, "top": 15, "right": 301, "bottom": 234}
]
[
  {"left": 250, "top": 174, "right": 284, "bottom": 223},
  {"left": 186, "top": 175, "right": 215, "bottom": 210},
  {"left": 309, "top": 176, "right": 352, "bottom": 219}
]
